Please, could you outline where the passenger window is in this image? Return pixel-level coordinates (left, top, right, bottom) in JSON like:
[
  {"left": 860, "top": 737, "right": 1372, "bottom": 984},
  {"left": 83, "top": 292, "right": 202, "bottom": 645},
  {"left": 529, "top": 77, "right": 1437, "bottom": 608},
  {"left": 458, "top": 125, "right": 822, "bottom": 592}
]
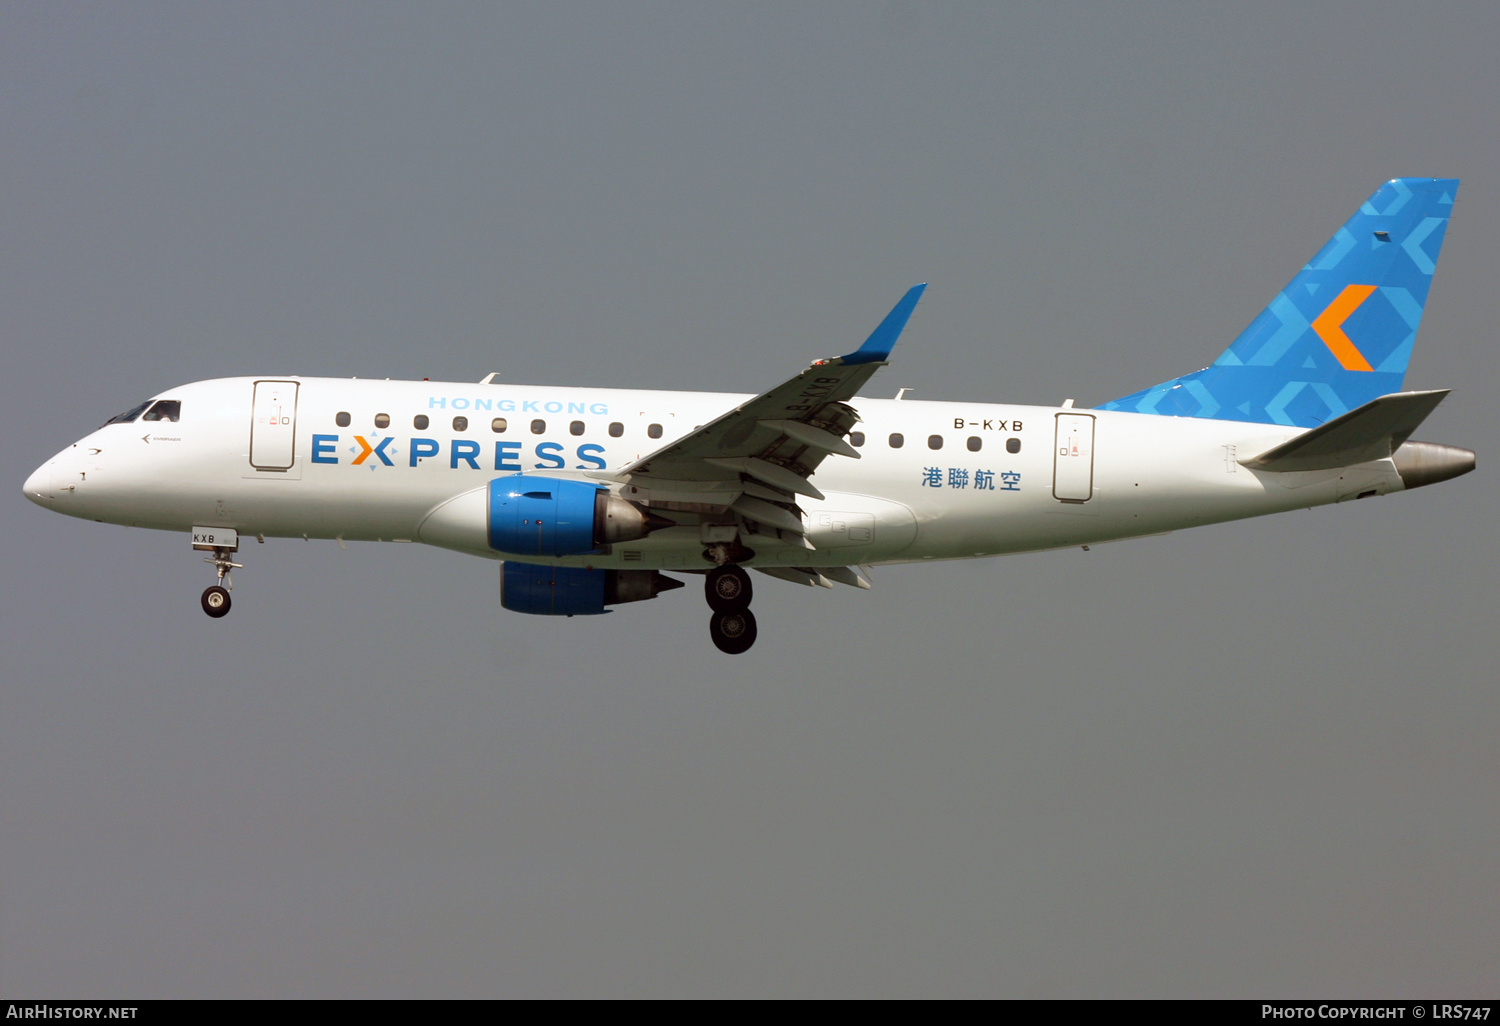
[
  {"left": 141, "top": 400, "right": 181, "bottom": 423},
  {"left": 105, "top": 401, "right": 153, "bottom": 426},
  {"left": 531, "top": 419, "right": 546, "bottom": 434},
  {"left": 648, "top": 423, "right": 663, "bottom": 439},
  {"left": 928, "top": 435, "right": 943, "bottom": 450},
  {"left": 888, "top": 433, "right": 904, "bottom": 448},
  {"left": 335, "top": 412, "right": 351, "bottom": 427},
  {"left": 967, "top": 436, "right": 982, "bottom": 452},
  {"left": 374, "top": 413, "right": 390, "bottom": 429},
  {"left": 609, "top": 422, "right": 624, "bottom": 437},
  {"left": 452, "top": 416, "right": 468, "bottom": 431},
  {"left": 570, "top": 420, "right": 585, "bottom": 436},
  {"left": 1007, "top": 437, "right": 1021, "bottom": 454},
  {"left": 413, "top": 414, "right": 429, "bottom": 430},
  {"left": 492, "top": 418, "right": 508, "bottom": 433},
  {"left": 849, "top": 431, "right": 865, "bottom": 448}
]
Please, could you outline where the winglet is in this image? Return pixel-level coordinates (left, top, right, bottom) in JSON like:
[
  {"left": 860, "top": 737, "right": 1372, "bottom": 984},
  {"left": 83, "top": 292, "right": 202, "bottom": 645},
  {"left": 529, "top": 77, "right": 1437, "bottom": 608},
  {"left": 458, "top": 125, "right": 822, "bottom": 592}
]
[{"left": 842, "top": 284, "right": 927, "bottom": 364}]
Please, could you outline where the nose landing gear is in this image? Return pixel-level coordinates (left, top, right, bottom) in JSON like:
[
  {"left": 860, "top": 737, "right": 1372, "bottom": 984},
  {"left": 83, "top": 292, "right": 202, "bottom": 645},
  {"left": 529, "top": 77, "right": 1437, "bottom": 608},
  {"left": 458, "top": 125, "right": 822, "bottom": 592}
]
[
  {"left": 202, "top": 584, "right": 231, "bottom": 618},
  {"left": 200, "top": 546, "right": 242, "bottom": 619},
  {"left": 706, "top": 565, "right": 757, "bottom": 654}
]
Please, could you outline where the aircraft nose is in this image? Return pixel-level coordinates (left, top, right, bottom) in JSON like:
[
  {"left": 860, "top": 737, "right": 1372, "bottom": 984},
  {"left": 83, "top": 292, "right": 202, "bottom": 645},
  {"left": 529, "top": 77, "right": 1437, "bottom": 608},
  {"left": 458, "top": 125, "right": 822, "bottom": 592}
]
[{"left": 23, "top": 460, "right": 54, "bottom": 506}]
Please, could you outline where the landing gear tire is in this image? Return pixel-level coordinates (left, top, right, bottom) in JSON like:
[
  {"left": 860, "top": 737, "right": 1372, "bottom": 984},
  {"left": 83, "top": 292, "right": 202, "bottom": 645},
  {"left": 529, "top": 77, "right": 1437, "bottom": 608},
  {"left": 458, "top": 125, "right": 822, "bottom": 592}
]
[
  {"left": 201, "top": 585, "right": 231, "bottom": 618},
  {"left": 710, "top": 608, "right": 758, "bottom": 655},
  {"left": 705, "top": 565, "right": 753, "bottom": 612}
]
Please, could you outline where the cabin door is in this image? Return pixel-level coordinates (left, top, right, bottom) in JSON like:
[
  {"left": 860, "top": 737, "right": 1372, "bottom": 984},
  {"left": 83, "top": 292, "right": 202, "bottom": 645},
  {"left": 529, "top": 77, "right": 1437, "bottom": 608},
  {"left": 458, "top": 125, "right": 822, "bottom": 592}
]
[
  {"left": 1053, "top": 412, "right": 1096, "bottom": 503},
  {"left": 249, "top": 380, "right": 300, "bottom": 472}
]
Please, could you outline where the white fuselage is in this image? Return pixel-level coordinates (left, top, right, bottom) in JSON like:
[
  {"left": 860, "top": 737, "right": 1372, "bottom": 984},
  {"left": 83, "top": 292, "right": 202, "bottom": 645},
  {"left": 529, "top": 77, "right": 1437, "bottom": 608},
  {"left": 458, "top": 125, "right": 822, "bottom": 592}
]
[{"left": 24, "top": 375, "right": 1406, "bottom": 570}]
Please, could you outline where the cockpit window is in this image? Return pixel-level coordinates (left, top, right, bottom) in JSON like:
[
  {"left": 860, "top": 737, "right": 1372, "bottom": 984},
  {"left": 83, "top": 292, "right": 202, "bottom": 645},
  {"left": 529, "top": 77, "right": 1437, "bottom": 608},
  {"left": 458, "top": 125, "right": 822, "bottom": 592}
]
[
  {"left": 105, "top": 401, "right": 153, "bottom": 425},
  {"left": 140, "top": 400, "right": 181, "bottom": 423}
]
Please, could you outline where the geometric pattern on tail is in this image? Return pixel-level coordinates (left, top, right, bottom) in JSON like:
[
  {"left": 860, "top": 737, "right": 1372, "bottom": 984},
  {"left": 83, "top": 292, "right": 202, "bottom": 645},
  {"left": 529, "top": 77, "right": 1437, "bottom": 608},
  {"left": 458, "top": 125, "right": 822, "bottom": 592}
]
[{"left": 1099, "top": 178, "right": 1457, "bottom": 427}]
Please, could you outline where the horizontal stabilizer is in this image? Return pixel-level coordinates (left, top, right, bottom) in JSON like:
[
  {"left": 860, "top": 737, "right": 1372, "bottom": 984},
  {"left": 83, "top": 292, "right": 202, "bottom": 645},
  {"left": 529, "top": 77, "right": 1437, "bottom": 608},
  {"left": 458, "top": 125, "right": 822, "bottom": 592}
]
[{"left": 1241, "top": 390, "right": 1449, "bottom": 472}]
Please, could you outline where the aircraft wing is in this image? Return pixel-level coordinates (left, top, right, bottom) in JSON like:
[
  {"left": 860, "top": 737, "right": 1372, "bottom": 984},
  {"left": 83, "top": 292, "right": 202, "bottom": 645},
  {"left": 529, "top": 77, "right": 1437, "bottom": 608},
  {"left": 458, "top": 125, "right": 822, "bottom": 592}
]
[{"left": 615, "top": 284, "right": 925, "bottom": 534}]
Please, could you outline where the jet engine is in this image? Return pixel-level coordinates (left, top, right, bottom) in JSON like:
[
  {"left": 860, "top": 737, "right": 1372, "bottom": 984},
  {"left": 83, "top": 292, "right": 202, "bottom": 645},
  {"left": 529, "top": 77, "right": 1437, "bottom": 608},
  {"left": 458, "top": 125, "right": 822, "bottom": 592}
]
[
  {"left": 500, "top": 562, "right": 684, "bottom": 616},
  {"left": 487, "top": 476, "right": 673, "bottom": 557}
]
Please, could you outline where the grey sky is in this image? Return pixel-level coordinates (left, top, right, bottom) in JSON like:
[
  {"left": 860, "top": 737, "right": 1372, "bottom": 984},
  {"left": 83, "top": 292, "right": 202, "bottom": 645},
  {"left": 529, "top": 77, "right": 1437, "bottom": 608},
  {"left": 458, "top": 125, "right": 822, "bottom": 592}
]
[{"left": 2, "top": 2, "right": 1495, "bottom": 997}]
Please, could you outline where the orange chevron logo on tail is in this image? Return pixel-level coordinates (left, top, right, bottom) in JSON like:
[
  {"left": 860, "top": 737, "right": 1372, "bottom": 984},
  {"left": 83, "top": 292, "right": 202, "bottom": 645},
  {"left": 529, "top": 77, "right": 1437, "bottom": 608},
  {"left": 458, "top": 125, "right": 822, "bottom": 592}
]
[{"left": 1311, "top": 284, "right": 1377, "bottom": 371}]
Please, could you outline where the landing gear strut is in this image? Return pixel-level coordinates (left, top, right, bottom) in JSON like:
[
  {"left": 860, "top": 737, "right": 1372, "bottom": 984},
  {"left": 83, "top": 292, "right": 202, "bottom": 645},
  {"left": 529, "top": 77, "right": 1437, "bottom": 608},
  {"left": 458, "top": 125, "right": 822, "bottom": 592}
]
[
  {"left": 200, "top": 545, "right": 242, "bottom": 619},
  {"left": 705, "top": 565, "right": 757, "bottom": 654}
]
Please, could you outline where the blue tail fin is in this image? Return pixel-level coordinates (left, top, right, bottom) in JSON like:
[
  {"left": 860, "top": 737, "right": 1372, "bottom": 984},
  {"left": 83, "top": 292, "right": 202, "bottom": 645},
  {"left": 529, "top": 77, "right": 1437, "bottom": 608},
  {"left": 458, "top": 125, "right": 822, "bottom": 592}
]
[{"left": 1099, "top": 178, "right": 1458, "bottom": 428}]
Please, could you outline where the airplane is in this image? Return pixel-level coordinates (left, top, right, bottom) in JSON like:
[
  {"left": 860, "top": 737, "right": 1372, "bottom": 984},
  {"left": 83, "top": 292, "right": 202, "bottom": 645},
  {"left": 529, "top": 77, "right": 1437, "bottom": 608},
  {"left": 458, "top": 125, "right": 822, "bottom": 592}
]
[{"left": 22, "top": 178, "right": 1475, "bottom": 654}]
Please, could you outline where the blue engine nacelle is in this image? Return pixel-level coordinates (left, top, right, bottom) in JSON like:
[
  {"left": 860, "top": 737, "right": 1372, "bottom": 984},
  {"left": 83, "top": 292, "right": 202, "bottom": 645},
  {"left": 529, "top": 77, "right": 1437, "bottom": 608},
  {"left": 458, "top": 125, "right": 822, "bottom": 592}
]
[
  {"left": 487, "top": 475, "right": 672, "bottom": 557},
  {"left": 501, "top": 562, "right": 685, "bottom": 616}
]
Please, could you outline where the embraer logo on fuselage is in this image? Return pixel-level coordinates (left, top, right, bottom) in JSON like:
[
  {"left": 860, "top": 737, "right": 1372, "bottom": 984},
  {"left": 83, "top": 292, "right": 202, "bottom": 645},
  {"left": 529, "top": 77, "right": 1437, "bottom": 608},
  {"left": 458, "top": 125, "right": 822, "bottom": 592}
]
[{"left": 311, "top": 434, "right": 608, "bottom": 471}]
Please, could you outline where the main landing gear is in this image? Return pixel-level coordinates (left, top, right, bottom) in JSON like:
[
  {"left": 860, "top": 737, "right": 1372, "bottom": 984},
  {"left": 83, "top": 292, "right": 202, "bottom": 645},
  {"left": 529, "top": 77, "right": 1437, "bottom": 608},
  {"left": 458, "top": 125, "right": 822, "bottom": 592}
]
[
  {"left": 706, "top": 564, "right": 757, "bottom": 654},
  {"left": 200, "top": 546, "right": 242, "bottom": 619}
]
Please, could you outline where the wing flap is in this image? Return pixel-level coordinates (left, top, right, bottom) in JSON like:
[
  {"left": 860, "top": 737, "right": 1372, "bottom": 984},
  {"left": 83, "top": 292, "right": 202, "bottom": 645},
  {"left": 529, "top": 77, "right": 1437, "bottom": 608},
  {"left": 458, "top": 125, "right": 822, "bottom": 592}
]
[
  {"left": 753, "top": 565, "right": 872, "bottom": 589},
  {"left": 821, "top": 565, "right": 872, "bottom": 590},
  {"left": 755, "top": 566, "right": 822, "bottom": 587},
  {"left": 730, "top": 494, "right": 806, "bottom": 534},
  {"left": 705, "top": 456, "right": 826, "bottom": 500},
  {"left": 758, "top": 419, "right": 861, "bottom": 458}
]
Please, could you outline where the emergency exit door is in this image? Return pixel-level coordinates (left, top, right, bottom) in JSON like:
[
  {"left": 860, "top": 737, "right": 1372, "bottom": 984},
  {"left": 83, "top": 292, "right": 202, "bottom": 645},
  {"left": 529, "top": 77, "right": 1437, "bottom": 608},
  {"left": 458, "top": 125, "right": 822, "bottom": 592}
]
[
  {"left": 1053, "top": 412, "right": 1096, "bottom": 502},
  {"left": 249, "top": 380, "right": 299, "bottom": 471}
]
